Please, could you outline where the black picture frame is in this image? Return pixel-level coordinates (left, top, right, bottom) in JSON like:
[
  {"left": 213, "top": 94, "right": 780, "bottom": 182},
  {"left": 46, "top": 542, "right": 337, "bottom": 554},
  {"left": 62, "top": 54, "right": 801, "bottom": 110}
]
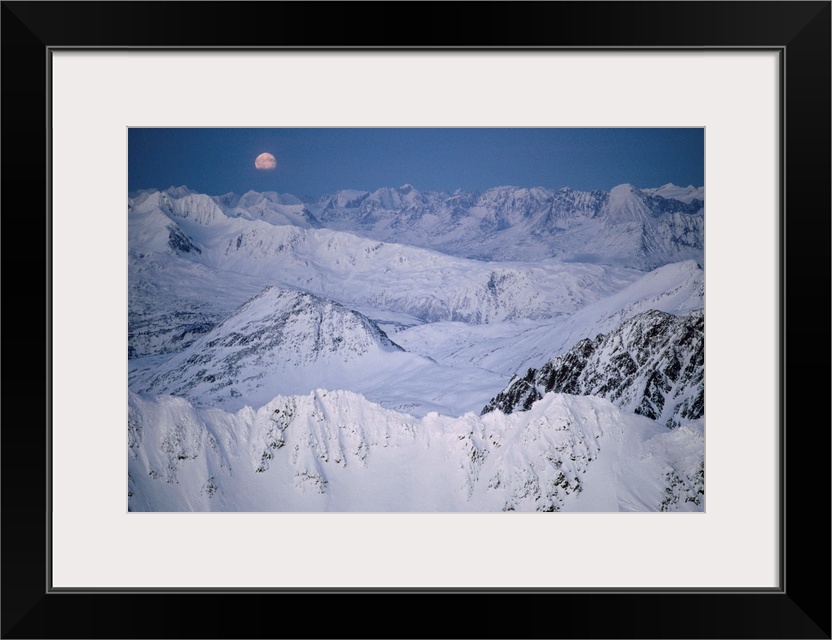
[{"left": 2, "top": 2, "right": 829, "bottom": 638}]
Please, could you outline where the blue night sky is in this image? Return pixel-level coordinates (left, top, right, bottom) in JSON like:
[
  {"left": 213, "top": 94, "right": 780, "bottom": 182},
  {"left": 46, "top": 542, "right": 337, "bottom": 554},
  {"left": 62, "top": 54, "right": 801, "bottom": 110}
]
[{"left": 128, "top": 128, "right": 704, "bottom": 198}]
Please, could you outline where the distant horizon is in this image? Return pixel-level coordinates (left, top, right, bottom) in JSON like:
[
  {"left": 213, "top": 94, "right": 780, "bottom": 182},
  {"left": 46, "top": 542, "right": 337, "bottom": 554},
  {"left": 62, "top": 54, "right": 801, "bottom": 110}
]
[
  {"left": 128, "top": 128, "right": 704, "bottom": 198},
  {"left": 129, "top": 179, "right": 705, "bottom": 201}
]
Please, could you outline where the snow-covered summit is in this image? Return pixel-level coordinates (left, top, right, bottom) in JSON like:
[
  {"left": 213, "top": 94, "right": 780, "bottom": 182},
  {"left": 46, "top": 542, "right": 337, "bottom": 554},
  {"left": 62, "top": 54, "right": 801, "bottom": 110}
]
[
  {"left": 129, "top": 188, "right": 227, "bottom": 226},
  {"left": 127, "top": 177, "right": 707, "bottom": 512},
  {"left": 164, "top": 185, "right": 194, "bottom": 198},
  {"left": 130, "top": 182, "right": 703, "bottom": 269},
  {"left": 135, "top": 286, "right": 404, "bottom": 407},
  {"left": 643, "top": 183, "right": 705, "bottom": 204},
  {"left": 307, "top": 182, "right": 702, "bottom": 269},
  {"left": 130, "top": 283, "right": 509, "bottom": 416},
  {"left": 222, "top": 190, "right": 321, "bottom": 228},
  {"left": 603, "top": 183, "right": 653, "bottom": 224}
]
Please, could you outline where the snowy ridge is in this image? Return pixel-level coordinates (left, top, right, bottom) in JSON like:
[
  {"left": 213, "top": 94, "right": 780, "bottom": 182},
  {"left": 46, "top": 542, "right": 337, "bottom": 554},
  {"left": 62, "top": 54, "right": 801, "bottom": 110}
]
[
  {"left": 128, "top": 252, "right": 269, "bottom": 358},
  {"left": 392, "top": 260, "right": 704, "bottom": 377},
  {"left": 129, "top": 188, "right": 228, "bottom": 226},
  {"left": 603, "top": 184, "right": 654, "bottom": 224},
  {"left": 131, "top": 286, "right": 507, "bottom": 416},
  {"left": 500, "top": 260, "right": 705, "bottom": 372},
  {"left": 310, "top": 182, "right": 703, "bottom": 269},
  {"left": 128, "top": 389, "right": 704, "bottom": 512},
  {"left": 483, "top": 309, "right": 704, "bottom": 429},
  {"left": 127, "top": 182, "right": 705, "bottom": 512},
  {"left": 212, "top": 224, "right": 639, "bottom": 322},
  {"left": 643, "top": 183, "right": 705, "bottom": 204},
  {"left": 129, "top": 192, "right": 642, "bottom": 328},
  {"left": 217, "top": 190, "right": 322, "bottom": 229},
  {"left": 131, "top": 182, "right": 703, "bottom": 269},
  {"left": 135, "top": 286, "right": 402, "bottom": 403}
]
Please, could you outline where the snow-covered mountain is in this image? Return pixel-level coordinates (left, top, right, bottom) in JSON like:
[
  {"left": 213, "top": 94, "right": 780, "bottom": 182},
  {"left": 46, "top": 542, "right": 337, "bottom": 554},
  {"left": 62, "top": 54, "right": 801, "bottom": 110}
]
[
  {"left": 128, "top": 251, "right": 269, "bottom": 358},
  {"left": 482, "top": 309, "right": 704, "bottom": 429},
  {"left": 128, "top": 389, "right": 704, "bottom": 512},
  {"left": 131, "top": 186, "right": 320, "bottom": 228},
  {"left": 136, "top": 286, "right": 400, "bottom": 396},
  {"left": 310, "top": 183, "right": 704, "bottom": 269},
  {"left": 642, "top": 183, "right": 705, "bottom": 204},
  {"left": 132, "top": 182, "right": 704, "bottom": 270},
  {"left": 131, "top": 285, "right": 507, "bottom": 416},
  {"left": 215, "top": 189, "right": 322, "bottom": 229},
  {"left": 128, "top": 188, "right": 642, "bottom": 353},
  {"left": 127, "top": 180, "right": 705, "bottom": 512},
  {"left": 130, "top": 182, "right": 704, "bottom": 271},
  {"left": 392, "top": 259, "right": 704, "bottom": 377},
  {"left": 205, "top": 224, "right": 637, "bottom": 323}
]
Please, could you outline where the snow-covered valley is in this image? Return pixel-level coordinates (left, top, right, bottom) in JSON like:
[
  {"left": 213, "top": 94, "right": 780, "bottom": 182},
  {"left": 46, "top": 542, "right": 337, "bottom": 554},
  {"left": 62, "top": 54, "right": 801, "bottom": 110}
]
[{"left": 128, "top": 183, "right": 705, "bottom": 512}]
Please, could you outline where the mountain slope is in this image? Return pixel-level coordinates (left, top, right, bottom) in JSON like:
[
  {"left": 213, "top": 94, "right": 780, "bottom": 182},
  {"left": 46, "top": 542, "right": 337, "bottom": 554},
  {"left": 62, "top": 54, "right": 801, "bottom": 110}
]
[
  {"left": 482, "top": 308, "right": 704, "bottom": 429},
  {"left": 132, "top": 182, "right": 703, "bottom": 270},
  {"left": 128, "top": 389, "right": 704, "bottom": 512},
  {"left": 392, "top": 259, "right": 704, "bottom": 377},
  {"left": 209, "top": 223, "right": 639, "bottom": 323},
  {"left": 643, "top": 183, "right": 705, "bottom": 204},
  {"left": 216, "top": 190, "right": 322, "bottom": 228},
  {"left": 132, "top": 286, "right": 507, "bottom": 416},
  {"left": 128, "top": 251, "right": 272, "bottom": 358},
  {"left": 129, "top": 189, "right": 642, "bottom": 327},
  {"left": 127, "top": 184, "right": 698, "bottom": 362},
  {"left": 135, "top": 286, "right": 403, "bottom": 403},
  {"left": 310, "top": 183, "right": 703, "bottom": 269}
]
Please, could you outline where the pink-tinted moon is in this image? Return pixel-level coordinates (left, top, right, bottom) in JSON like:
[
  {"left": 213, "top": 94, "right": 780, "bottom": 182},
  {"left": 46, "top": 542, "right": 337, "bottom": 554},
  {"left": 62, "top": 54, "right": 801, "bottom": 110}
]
[{"left": 255, "top": 152, "right": 277, "bottom": 170}]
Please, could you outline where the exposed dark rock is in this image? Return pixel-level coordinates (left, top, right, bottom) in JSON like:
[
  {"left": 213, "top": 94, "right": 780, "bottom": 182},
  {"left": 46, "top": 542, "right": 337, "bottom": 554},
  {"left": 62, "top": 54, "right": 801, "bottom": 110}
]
[
  {"left": 483, "top": 309, "right": 704, "bottom": 429},
  {"left": 167, "top": 225, "right": 201, "bottom": 254}
]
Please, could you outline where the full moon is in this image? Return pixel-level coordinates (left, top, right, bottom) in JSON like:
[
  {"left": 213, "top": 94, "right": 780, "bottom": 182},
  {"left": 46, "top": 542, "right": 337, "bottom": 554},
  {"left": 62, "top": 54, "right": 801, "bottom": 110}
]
[{"left": 255, "top": 152, "right": 277, "bottom": 170}]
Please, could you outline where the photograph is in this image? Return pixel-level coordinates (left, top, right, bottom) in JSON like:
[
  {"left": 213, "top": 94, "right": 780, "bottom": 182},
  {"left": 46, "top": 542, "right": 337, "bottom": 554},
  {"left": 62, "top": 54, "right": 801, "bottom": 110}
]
[
  {"left": 3, "top": 0, "right": 827, "bottom": 631},
  {"left": 127, "top": 127, "right": 705, "bottom": 512}
]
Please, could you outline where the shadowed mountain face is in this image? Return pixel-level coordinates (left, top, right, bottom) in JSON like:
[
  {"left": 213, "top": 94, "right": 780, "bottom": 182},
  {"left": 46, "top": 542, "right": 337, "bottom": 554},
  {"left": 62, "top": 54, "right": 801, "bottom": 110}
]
[{"left": 483, "top": 309, "right": 703, "bottom": 429}]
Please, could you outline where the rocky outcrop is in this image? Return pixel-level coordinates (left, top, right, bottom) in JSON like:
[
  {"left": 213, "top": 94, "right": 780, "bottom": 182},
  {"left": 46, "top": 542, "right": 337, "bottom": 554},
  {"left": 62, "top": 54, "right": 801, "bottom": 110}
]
[{"left": 483, "top": 309, "right": 704, "bottom": 429}]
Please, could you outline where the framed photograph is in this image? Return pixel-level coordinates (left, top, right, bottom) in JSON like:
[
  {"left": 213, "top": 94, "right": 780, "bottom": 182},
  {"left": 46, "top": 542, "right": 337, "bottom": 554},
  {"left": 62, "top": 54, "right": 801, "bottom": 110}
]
[{"left": 3, "top": 2, "right": 829, "bottom": 638}]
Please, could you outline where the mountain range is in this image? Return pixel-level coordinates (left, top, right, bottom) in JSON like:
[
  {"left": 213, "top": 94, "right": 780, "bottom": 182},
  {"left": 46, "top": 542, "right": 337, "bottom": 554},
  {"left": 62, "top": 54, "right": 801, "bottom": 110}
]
[
  {"left": 128, "top": 187, "right": 649, "bottom": 357},
  {"left": 132, "top": 181, "right": 703, "bottom": 270},
  {"left": 128, "top": 389, "right": 704, "bottom": 512},
  {"left": 310, "top": 182, "right": 704, "bottom": 268},
  {"left": 127, "top": 181, "right": 706, "bottom": 512}
]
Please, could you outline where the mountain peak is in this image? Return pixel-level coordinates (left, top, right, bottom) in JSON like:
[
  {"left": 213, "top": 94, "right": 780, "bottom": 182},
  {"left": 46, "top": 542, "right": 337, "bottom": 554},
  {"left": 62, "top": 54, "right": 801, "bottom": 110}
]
[
  {"left": 164, "top": 185, "right": 193, "bottom": 198},
  {"left": 138, "top": 286, "right": 404, "bottom": 410},
  {"left": 644, "top": 183, "right": 705, "bottom": 205},
  {"left": 483, "top": 308, "right": 704, "bottom": 429},
  {"left": 604, "top": 184, "right": 650, "bottom": 224}
]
